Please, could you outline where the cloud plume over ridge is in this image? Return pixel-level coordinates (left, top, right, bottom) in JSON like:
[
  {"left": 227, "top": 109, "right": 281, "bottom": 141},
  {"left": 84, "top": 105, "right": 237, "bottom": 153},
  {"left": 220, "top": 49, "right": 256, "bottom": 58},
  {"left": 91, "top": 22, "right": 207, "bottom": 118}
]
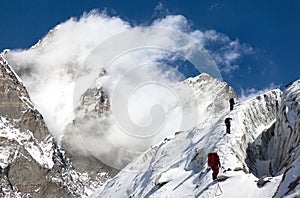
[{"left": 3, "top": 10, "right": 251, "bottom": 168}]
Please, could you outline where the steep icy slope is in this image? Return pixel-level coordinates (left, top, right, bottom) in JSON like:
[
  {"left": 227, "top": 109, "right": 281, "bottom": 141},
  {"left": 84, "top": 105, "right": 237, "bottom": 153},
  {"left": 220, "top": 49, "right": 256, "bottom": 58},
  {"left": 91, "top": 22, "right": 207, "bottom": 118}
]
[
  {"left": 92, "top": 75, "right": 283, "bottom": 197},
  {"left": 245, "top": 80, "right": 300, "bottom": 198},
  {"left": 0, "top": 54, "right": 108, "bottom": 197},
  {"left": 271, "top": 80, "right": 300, "bottom": 198}
]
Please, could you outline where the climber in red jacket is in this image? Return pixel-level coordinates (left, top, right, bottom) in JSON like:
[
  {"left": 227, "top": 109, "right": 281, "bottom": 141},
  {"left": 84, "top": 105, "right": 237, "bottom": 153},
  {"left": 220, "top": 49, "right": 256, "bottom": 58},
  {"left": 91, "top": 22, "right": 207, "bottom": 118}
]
[{"left": 208, "top": 152, "right": 221, "bottom": 181}]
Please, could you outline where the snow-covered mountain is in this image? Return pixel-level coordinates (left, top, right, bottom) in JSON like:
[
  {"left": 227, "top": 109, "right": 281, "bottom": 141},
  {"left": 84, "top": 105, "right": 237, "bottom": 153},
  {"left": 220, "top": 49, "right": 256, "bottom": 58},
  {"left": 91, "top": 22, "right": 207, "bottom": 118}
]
[
  {"left": 92, "top": 79, "right": 300, "bottom": 197},
  {"left": 0, "top": 54, "right": 110, "bottom": 197},
  {"left": 1, "top": 48, "right": 299, "bottom": 197},
  {"left": 62, "top": 72, "right": 237, "bottom": 171}
]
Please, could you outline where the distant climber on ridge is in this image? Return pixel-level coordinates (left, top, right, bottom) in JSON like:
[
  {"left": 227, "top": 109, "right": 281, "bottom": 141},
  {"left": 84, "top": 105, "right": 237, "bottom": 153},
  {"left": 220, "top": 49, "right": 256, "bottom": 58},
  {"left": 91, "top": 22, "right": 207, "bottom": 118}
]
[
  {"left": 224, "top": 118, "right": 232, "bottom": 134},
  {"left": 208, "top": 152, "right": 221, "bottom": 181},
  {"left": 229, "top": 98, "right": 235, "bottom": 111}
]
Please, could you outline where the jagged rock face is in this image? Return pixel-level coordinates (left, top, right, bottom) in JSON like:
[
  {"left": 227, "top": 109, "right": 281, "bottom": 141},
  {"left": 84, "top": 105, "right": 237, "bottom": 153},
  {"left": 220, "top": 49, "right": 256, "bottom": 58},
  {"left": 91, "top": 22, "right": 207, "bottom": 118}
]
[
  {"left": 0, "top": 57, "right": 48, "bottom": 142},
  {"left": 63, "top": 73, "right": 237, "bottom": 172},
  {"left": 0, "top": 55, "right": 70, "bottom": 197},
  {"left": 77, "top": 86, "right": 110, "bottom": 115},
  {"left": 62, "top": 85, "right": 110, "bottom": 158},
  {"left": 0, "top": 117, "right": 83, "bottom": 197},
  {"left": 184, "top": 73, "right": 237, "bottom": 115},
  {"left": 61, "top": 72, "right": 118, "bottom": 181},
  {"left": 6, "top": 147, "right": 69, "bottom": 198},
  {"left": 0, "top": 55, "right": 107, "bottom": 197}
]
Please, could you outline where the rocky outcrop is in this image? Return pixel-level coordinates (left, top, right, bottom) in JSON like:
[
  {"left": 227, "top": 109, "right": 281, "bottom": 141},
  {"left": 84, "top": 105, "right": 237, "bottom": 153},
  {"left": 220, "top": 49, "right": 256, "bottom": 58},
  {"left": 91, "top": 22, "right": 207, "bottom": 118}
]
[
  {"left": 0, "top": 54, "right": 70, "bottom": 197},
  {"left": 0, "top": 55, "right": 48, "bottom": 142},
  {"left": 0, "top": 54, "right": 106, "bottom": 197},
  {"left": 184, "top": 73, "right": 237, "bottom": 114},
  {"left": 61, "top": 70, "right": 118, "bottom": 183}
]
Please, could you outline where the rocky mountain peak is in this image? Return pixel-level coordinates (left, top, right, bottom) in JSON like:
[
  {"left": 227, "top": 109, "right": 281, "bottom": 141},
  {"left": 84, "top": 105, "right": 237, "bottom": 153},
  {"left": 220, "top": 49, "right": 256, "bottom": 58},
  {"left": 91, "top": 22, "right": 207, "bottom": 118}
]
[
  {"left": 0, "top": 54, "right": 107, "bottom": 197},
  {"left": 0, "top": 54, "right": 49, "bottom": 142}
]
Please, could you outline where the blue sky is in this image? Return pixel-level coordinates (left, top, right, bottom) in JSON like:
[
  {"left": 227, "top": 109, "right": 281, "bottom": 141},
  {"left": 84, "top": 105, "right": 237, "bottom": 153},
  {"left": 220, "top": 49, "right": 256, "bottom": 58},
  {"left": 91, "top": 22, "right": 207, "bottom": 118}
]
[{"left": 1, "top": 0, "right": 299, "bottom": 96}]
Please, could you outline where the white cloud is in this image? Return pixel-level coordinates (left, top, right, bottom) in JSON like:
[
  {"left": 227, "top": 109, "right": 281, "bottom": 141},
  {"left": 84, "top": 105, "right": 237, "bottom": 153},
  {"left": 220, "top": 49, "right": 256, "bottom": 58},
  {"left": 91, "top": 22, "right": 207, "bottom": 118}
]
[
  {"left": 3, "top": 10, "right": 253, "bottom": 168},
  {"left": 5, "top": 11, "right": 131, "bottom": 138},
  {"left": 152, "top": 15, "right": 191, "bottom": 33},
  {"left": 197, "top": 30, "right": 253, "bottom": 73}
]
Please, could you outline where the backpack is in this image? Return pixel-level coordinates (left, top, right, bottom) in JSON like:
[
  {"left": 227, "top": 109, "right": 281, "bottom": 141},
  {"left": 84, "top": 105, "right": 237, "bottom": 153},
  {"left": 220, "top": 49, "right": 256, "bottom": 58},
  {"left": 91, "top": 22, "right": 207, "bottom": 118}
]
[
  {"left": 229, "top": 98, "right": 235, "bottom": 105},
  {"left": 208, "top": 152, "right": 219, "bottom": 167}
]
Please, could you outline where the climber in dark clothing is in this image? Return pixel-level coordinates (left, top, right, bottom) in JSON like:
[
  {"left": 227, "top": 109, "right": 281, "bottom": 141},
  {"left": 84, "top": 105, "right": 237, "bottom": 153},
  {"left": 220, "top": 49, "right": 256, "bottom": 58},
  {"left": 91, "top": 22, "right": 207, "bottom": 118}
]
[
  {"left": 229, "top": 98, "right": 235, "bottom": 111},
  {"left": 224, "top": 118, "right": 232, "bottom": 134}
]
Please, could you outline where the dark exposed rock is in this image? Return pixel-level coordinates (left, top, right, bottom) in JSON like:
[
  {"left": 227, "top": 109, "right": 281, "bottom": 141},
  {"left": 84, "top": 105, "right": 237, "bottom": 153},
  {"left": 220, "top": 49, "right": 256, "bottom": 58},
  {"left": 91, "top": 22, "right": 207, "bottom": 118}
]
[
  {"left": 0, "top": 55, "right": 93, "bottom": 197},
  {"left": 217, "top": 175, "right": 229, "bottom": 182},
  {"left": 0, "top": 56, "right": 70, "bottom": 197},
  {"left": 233, "top": 167, "right": 243, "bottom": 171},
  {"left": 7, "top": 147, "right": 70, "bottom": 197},
  {"left": 0, "top": 55, "right": 48, "bottom": 142},
  {"left": 61, "top": 74, "right": 118, "bottom": 181},
  {"left": 63, "top": 149, "right": 118, "bottom": 182},
  {"left": 256, "top": 176, "right": 272, "bottom": 187}
]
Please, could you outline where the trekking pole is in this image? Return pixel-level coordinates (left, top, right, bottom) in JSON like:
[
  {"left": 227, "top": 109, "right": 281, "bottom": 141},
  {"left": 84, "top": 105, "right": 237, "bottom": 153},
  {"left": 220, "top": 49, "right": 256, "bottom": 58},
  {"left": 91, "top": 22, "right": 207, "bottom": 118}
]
[
  {"left": 212, "top": 181, "right": 223, "bottom": 198},
  {"left": 215, "top": 182, "right": 223, "bottom": 196}
]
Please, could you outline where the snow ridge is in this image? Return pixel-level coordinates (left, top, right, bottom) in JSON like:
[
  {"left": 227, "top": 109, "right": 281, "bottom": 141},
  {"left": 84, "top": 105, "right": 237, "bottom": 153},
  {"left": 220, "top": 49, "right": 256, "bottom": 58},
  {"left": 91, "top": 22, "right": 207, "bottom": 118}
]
[{"left": 93, "top": 79, "right": 283, "bottom": 197}]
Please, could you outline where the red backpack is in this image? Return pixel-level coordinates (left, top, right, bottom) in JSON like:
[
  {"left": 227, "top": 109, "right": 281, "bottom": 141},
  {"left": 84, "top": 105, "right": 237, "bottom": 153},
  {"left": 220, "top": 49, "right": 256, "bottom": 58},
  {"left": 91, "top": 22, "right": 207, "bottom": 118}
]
[{"left": 208, "top": 152, "right": 219, "bottom": 167}]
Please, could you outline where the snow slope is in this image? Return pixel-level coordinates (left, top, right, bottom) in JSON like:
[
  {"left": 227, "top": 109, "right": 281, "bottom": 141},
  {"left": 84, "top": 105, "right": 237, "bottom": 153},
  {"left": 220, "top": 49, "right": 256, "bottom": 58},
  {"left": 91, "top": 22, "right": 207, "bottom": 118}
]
[
  {"left": 271, "top": 80, "right": 300, "bottom": 198},
  {"left": 2, "top": 45, "right": 299, "bottom": 197},
  {"left": 92, "top": 76, "right": 286, "bottom": 197}
]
